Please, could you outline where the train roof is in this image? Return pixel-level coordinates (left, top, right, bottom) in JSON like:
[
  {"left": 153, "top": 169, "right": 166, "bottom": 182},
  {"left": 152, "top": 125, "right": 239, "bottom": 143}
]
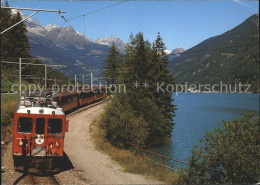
[
  {"left": 17, "top": 94, "right": 64, "bottom": 115},
  {"left": 57, "top": 91, "right": 79, "bottom": 98},
  {"left": 56, "top": 87, "right": 105, "bottom": 98},
  {"left": 17, "top": 106, "right": 65, "bottom": 115}
]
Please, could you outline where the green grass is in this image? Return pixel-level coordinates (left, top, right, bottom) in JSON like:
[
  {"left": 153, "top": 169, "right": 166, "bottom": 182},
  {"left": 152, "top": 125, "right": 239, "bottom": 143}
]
[
  {"left": 1, "top": 77, "right": 41, "bottom": 92},
  {"left": 1, "top": 93, "right": 19, "bottom": 141},
  {"left": 1, "top": 78, "right": 16, "bottom": 92},
  {"left": 90, "top": 116, "right": 183, "bottom": 184},
  {"left": 1, "top": 93, "right": 19, "bottom": 104},
  {"left": 1, "top": 93, "right": 19, "bottom": 126}
]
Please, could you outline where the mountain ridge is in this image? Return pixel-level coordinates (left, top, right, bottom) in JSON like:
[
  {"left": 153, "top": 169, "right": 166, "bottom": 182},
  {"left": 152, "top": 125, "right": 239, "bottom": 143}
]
[
  {"left": 169, "top": 13, "right": 259, "bottom": 92},
  {"left": 168, "top": 48, "right": 185, "bottom": 61},
  {"left": 13, "top": 10, "right": 126, "bottom": 79},
  {"left": 19, "top": 13, "right": 111, "bottom": 78},
  {"left": 95, "top": 36, "right": 126, "bottom": 54}
]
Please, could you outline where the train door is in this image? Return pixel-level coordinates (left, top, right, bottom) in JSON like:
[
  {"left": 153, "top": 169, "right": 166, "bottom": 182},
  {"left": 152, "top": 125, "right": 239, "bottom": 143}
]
[
  {"left": 35, "top": 118, "right": 45, "bottom": 143},
  {"left": 33, "top": 118, "right": 46, "bottom": 156}
]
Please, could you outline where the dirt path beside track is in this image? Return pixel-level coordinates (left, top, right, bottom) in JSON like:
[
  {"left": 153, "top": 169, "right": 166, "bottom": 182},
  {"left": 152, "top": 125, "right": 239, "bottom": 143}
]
[{"left": 65, "top": 101, "right": 161, "bottom": 184}]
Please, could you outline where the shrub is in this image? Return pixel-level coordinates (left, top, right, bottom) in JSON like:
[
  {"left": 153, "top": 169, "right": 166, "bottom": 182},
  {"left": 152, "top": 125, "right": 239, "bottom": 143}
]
[
  {"left": 183, "top": 114, "right": 260, "bottom": 184},
  {"left": 101, "top": 93, "right": 149, "bottom": 148}
]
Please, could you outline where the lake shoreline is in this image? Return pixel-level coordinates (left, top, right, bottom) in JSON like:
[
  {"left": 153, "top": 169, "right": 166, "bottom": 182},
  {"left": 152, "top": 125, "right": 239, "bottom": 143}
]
[{"left": 150, "top": 93, "right": 259, "bottom": 168}]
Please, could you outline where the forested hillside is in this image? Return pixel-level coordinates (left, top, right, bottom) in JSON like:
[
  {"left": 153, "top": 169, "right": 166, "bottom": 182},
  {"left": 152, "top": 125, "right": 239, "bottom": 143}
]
[{"left": 169, "top": 14, "right": 259, "bottom": 92}]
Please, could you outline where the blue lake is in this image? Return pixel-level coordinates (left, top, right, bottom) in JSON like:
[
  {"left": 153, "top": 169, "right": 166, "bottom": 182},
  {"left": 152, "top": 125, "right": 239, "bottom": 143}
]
[{"left": 150, "top": 93, "right": 259, "bottom": 168}]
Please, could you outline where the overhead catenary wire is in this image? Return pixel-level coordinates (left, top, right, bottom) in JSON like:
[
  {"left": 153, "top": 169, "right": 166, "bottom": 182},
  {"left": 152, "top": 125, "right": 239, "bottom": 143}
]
[
  {"left": 67, "top": 0, "right": 129, "bottom": 21},
  {"left": 1, "top": 6, "right": 66, "bottom": 13},
  {"left": 1, "top": 61, "right": 66, "bottom": 67},
  {"left": 18, "top": 1, "right": 128, "bottom": 71},
  {"left": 0, "top": 6, "right": 68, "bottom": 66},
  {"left": 0, "top": 6, "right": 66, "bottom": 35}
]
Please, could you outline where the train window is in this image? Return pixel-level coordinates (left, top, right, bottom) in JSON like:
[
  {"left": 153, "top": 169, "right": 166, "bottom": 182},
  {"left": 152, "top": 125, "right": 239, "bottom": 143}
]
[
  {"left": 48, "top": 118, "right": 62, "bottom": 134},
  {"left": 68, "top": 95, "right": 77, "bottom": 103},
  {"left": 36, "top": 118, "right": 45, "bottom": 134},
  {"left": 18, "top": 117, "right": 33, "bottom": 133}
]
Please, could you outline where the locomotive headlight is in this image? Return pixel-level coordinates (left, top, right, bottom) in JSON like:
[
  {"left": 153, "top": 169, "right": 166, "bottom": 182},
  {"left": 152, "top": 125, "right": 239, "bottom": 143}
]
[
  {"left": 55, "top": 141, "right": 60, "bottom": 148},
  {"left": 18, "top": 140, "right": 23, "bottom": 146}
]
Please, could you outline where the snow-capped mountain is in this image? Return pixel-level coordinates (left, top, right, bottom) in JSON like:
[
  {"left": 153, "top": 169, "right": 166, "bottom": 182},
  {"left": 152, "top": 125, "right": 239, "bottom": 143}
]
[
  {"left": 10, "top": 10, "right": 110, "bottom": 78},
  {"left": 27, "top": 23, "right": 110, "bottom": 77},
  {"left": 96, "top": 36, "right": 126, "bottom": 54},
  {"left": 171, "top": 48, "right": 185, "bottom": 56},
  {"left": 45, "top": 24, "right": 58, "bottom": 30},
  {"left": 11, "top": 10, "right": 42, "bottom": 28},
  {"left": 168, "top": 48, "right": 185, "bottom": 61},
  {"left": 165, "top": 50, "right": 172, "bottom": 55}
]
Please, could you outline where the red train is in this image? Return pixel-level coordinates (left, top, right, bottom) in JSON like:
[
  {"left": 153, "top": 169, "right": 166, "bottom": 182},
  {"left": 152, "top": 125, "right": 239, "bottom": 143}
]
[{"left": 12, "top": 88, "right": 106, "bottom": 169}]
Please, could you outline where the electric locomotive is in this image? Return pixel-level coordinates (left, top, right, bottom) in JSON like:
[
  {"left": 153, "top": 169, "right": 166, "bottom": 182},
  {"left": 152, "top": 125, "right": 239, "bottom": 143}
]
[
  {"left": 12, "top": 93, "right": 69, "bottom": 169},
  {"left": 12, "top": 87, "right": 106, "bottom": 169}
]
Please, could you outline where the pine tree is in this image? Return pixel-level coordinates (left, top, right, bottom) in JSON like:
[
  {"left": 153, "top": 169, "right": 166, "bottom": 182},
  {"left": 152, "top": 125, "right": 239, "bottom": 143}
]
[
  {"left": 103, "top": 42, "right": 122, "bottom": 85},
  {"left": 153, "top": 32, "right": 177, "bottom": 123},
  {"left": 124, "top": 33, "right": 150, "bottom": 107},
  {"left": 1, "top": 4, "right": 31, "bottom": 71},
  {"left": 154, "top": 32, "right": 167, "bottom": 57},
  {"left": 11, "top": 11, "right": 31, "bottom": 59},
  {"left": 124, "top": 32, "right": 174, "bottom": 145},
  {"left": 102, "top": 32, "right": 177, "bottom": 146},
  {"left": 124, "top": 33, "right": 152, "bottom": 94},
  {"left": 10, "top": 11, "right": 33, "bottom": 75},
  {"left": 0, "top": 2, "right": 15, "bottom": 63}
]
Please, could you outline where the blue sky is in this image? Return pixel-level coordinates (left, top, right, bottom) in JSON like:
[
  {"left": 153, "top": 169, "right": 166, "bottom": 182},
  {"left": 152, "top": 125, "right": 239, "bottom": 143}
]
[{"left": 4, "top": 0, "right": 259, "bottom": 51}]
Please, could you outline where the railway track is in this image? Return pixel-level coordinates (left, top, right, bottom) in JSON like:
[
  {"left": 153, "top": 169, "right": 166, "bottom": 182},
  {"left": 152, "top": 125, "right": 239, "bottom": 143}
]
[{"left": 27, "top": 173, "right": 59, "bottom": 185}]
